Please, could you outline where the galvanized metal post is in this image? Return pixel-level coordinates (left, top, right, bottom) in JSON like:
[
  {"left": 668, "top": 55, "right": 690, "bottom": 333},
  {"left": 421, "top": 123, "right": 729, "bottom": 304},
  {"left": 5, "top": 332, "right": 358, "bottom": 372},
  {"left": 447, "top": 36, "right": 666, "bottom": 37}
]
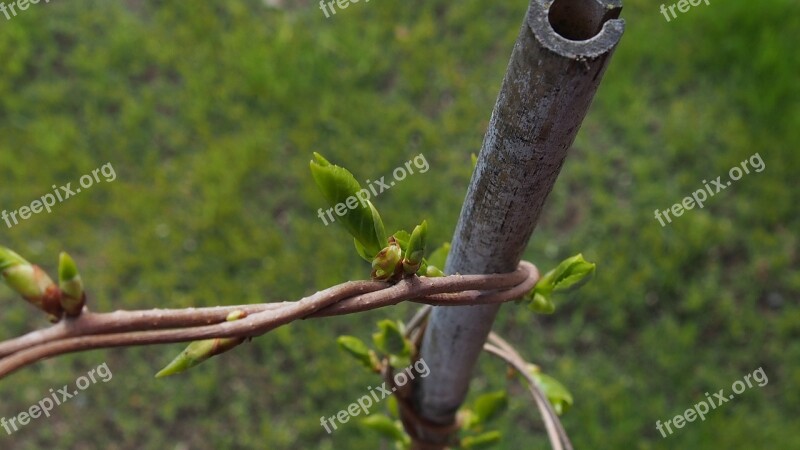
[{"left": 409, "top": 0, "right": 624, "bottom": 446}]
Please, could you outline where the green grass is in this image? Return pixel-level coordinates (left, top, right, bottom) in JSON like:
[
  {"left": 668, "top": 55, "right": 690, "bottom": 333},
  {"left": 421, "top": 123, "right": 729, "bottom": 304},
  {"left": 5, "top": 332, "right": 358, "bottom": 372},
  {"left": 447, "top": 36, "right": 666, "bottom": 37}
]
[{"left": 0, "top": 0, "right": 797, "bottom": 448}]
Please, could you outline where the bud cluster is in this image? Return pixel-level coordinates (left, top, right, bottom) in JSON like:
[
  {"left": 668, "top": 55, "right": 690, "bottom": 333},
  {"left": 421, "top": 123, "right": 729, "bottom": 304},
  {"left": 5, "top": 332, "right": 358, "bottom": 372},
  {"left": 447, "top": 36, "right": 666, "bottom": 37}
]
[{"left": 0, "top": 247, "right": 86, "bottom": 323}]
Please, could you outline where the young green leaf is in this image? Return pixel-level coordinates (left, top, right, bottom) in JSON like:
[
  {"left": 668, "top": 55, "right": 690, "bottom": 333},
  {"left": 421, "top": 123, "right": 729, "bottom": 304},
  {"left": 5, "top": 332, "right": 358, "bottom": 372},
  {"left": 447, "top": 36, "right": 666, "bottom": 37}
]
[
  {"left": 537, "top": 253, "right": 596, "bottom": 295},
  {"left": 337, "top": 335, "right": 378, "bottom": 371},
  {"left": 155, "top": 311, "right": 249, "bottom": 378},
  {"left": 473, "top": 390, "right": 508, "bottom": 424},
  {"left": 461, "top": 430, "right": 502, "bottom": 449},
  {"left": 392, "top": 230, "right": 411, "bottom": 252},
  {"left": 402, "top": 221, "right": 427, "bottom": 275},
  {"left": 525, "top": 253, "right": 595, "bottom": 312},
  {"left": 372, "top": 320, "right": 411, "bottom": 359},
  {"left": 310, "top": 153, "right": 387, "bottom": 260},
  {"left": 360, "top": 415, "right": 408, "bottom": 444},
  {"left": 529, "top": 369, "right": 574, "bottom": 415}
]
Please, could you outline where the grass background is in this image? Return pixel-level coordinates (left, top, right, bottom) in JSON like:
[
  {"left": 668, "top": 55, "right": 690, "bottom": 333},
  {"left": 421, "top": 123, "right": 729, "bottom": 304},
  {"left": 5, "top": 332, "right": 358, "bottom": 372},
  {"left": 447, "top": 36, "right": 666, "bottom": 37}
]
[{"left": 0, "top": 0, "right": 797, "bottom": 448}]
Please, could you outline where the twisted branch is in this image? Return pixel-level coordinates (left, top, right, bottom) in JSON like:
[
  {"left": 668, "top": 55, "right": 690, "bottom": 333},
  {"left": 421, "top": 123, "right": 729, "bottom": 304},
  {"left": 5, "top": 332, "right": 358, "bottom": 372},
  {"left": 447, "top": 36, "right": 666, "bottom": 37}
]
[{"left": 0, "top": 262, "right": 538, "bottom": 379}]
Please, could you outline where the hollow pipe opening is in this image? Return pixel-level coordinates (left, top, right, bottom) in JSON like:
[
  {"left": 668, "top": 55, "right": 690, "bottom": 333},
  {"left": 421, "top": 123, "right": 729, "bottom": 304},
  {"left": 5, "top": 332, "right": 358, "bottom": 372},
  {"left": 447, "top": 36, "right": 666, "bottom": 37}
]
[{"left": 548, "top": 0, "right": 620, "bottom": 41}]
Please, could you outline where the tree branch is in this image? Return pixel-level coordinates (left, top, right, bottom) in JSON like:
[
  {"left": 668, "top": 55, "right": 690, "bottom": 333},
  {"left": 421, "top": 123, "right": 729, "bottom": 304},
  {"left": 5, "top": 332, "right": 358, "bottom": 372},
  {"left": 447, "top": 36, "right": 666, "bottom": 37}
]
[{"left": 0, "top": 262, "right": 538, "bottom": 379}]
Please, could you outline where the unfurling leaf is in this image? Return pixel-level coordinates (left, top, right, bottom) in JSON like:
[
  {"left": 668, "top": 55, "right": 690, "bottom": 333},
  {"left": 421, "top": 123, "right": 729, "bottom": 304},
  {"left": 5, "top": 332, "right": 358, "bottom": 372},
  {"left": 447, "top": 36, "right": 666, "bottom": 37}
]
[
  {"left": 58, "top": 252, "right": 86, "bottom": 317},
  {"left": 473, "top": 390, "right": 508, "bottom": 424},
  {"left": 360, "top": 414, "right": 408, "bottom": 444},
  {"left": 0, "top": 246, "right": 63, "bottom": 322},
  {"left": 402, "top": 221, "right": 427, "bottom": 275},
  {"left": 337, "top": 335, "right": 379, "bottom": 371},
  {"left": 525, "top": 253, "right": 595, "bottom": 313},
  {"left": 391, "top": 230, "right": 411, "bottom": 251},
  {"left": 372, "top": 320, "right": 412, "bottom": 367},
  {"left": 461, "top": 430, "right": 502, "bottom": 449},
  {"left": 529, "top": 368, "right": 574, "bottom": 415},
  {"left": 538, "top": 253, "right": 596, "bottom": 295},
  {"left": 310, "top": 153, "right": 387, "bottom": 260},
  {"left": 155, "top": 310, "right": 249, "bottom": 378}
]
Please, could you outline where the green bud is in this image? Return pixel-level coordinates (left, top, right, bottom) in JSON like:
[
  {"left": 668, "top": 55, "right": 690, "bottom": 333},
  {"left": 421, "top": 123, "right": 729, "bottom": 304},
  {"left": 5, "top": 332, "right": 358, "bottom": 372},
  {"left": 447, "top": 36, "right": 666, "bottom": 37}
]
[
  {"left": 0, "top": 246, "right": 29, "bottom": 271},
  {"left": 155, "top": 311, "right": 249, "bottom": 378},
  {"left": 425, "top": 265, "right": 445, "bottom": 277},
  {"left": 528, "top": 292, "right": 555, "bottom": 314},
  {"left": 402, "top": 221, "right": 427, "bottom": 275},
  {"left": 1, "top": 249, "right": 64, "bottom": 323},
  {"left": 537, "top": 253, "right": 596, "bottom": 295},
  {"left": 58, "top": 252, "right": 86, "bottom": 317},
  {"left": 371, "top": 242, "right": 403, "bottom": 281}
]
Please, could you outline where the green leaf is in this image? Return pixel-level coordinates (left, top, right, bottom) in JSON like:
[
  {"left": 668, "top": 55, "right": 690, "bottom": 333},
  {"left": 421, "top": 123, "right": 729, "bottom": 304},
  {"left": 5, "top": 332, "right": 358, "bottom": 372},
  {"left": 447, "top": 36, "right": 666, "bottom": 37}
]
[
  {"left": 337, "top": 336, "right": 376, "bottom": 370},
  {"left": 530, "top": 370, "right": 574, "bottom": 415},
  {"left": 427, "top": 242, "right": 450, "bottom": 270},
  {"left": 403, "top": 221, "right": 427, "bottom": 275},
  {"left": 372, "top": 320, "right": 411, "bottom": 359},
  {"left": 310, "top": 153, "right": 387, "bottom": 259},
  {"left": 392, "top": 230, "right": 411, "bottom": 252},
  {"left": 360, "top": 415, "right": 408, "bottom": 443},
  {"left": 155, "top": 311, "right": 248, "bottom": 378},
  {"left": 461, "top": 430, "right": 502, "bottom": 449},
  {"left": 354, "top": 238, "right": 372, "bottom": 262},
  {"left": 473, "top": 391, "right": 508, "bottom": 424}
]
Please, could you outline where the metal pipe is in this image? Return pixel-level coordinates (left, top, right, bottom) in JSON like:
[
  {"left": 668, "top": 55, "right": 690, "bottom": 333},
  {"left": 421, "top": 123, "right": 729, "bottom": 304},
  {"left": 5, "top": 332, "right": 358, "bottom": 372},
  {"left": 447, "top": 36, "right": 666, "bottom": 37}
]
[{"left": 409, "top": 0, "right": 624, "bottom": 446}]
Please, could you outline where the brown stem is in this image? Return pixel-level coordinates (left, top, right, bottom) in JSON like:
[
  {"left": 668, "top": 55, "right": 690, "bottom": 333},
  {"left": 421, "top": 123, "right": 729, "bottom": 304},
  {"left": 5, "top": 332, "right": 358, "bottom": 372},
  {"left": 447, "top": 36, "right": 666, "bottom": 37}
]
[
  {"left": 0, "top": 262, "right": 538, "bottom": 379},
  {"left": 483, "top": 338, "right": 573, "bottom": 450}
]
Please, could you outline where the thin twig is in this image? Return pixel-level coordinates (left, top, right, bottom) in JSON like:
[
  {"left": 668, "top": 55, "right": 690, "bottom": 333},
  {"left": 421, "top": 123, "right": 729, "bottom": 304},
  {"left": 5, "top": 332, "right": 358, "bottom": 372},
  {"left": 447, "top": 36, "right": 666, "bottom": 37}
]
[
  {"left": 483, "top": 340, "right": 573, "bottom": 450},
  {"left": 0, "top": 262, "right": 538, "bottom": 379}
]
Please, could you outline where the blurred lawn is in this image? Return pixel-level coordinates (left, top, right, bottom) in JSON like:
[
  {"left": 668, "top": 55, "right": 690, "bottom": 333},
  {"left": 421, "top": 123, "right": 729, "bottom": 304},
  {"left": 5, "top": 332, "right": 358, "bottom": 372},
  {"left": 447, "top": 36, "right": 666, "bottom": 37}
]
[{"left": 0, "top": 0, "right": 797, "bottom": 449}]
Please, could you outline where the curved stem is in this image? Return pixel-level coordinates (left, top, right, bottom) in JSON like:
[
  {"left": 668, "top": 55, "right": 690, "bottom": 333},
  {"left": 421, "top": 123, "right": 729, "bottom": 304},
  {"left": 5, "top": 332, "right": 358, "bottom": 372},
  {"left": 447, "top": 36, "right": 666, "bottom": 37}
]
[{"left": 0, "top": 262, "right": 538, "bottom": 379}]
